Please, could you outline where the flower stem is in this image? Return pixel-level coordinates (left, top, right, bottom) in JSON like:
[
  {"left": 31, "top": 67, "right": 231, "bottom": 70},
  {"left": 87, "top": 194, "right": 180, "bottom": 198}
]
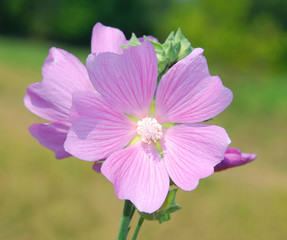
[
  {"left": 117, "top": 200, "right": 135, "bottom": 240},
  {"left": 131, "top": 216, "right": 144, "bottom": 240}
]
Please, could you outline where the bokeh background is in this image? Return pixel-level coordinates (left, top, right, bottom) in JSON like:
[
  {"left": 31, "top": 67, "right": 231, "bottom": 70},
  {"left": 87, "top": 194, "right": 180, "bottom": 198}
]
[{"left": 1, "top": 0, "right": 286, "bottom": 239}]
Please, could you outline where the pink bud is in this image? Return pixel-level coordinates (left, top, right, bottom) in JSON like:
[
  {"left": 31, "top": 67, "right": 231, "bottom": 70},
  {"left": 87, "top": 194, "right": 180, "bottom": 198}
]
[
  {"left": 93, "top": 160, "right": 104, "bottom": 173},
  {"left": 214, "top": 148, "right": 256, "bottom": 172}
]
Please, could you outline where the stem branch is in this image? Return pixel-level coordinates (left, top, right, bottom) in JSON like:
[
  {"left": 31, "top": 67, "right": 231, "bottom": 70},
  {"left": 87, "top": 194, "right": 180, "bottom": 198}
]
[
  {"left": 132, "top": 216, "right": 144, "bottom": 240},
  {"left": 117, "top": 200, "right": 135, "bottom": 240}
]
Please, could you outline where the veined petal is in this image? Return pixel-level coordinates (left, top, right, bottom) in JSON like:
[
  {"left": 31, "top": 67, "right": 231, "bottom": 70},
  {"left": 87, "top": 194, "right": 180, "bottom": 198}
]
[
  {"left": 29, "top": 122, "right": 71, "bottom": 159},
  {"left": 91, "top": 22, "right": 127, "bottom": 55},
  {"left": 155, "top": 48, "right": 233, "bottom": 123},
  {"left": 87, "top": 40, "right": 158, "bottom": 119},
  {"left": 24, "top": 47, "right": 93, "bottom": 122},
  {"left": 101, "top": 142, "right": 169, "bottom": 213},
  {"left": 161, "top": 123, "right": 231, "bottom": 191},
  {"left": 64, "top": 91, "right": 137, "bottom": 161}
]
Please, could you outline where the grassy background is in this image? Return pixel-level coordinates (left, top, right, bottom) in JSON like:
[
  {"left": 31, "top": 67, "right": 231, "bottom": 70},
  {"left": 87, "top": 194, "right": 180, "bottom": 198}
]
[{"left": 0, "top": 37, "right": 287, "bottom": 240}]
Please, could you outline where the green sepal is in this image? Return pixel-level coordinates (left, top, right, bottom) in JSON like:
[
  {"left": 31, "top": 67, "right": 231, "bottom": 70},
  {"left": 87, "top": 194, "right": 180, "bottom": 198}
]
[
  {"left": 126, "top": 135, "right": 141, "bottom": 147},
  {"left": 163, "top": 42, "right": 181, "bottom": 63},
  {"left": 121, "top": 30, "right": 193, "bottom": 82},
  {"left": 147, "top": 38, "right": 169, "bottom": 74},
  {"left": 126, "top": 114, "right": 139, "bottom": 122},
  {"left": 149, "top": 99, "right": 155, "bottom": 116},
  {"left": 174, "top": 28, "right": 193, "bottom": 61},
  {"left": 162, "top": 122, "right": 176, "bottom": 128},
  {"left": 121, "top": 33, "right": 142, "bottom": 50},
  {"left": 154, "top": 141, "right": 163, "bottom": 158},
  {"left": 164, "top": 31, "right": 175, "bottom": 43},
  {"left": 145, "top": 37, "right": 162, "bottom": 51},
  {"left": 128, "top": 33, "right": 141, "bottom": 46},
  {"left": 138, "top": 189, "right": 182, "bottom": 224},
  {"left": 156, "top": 29, "right": 193, "bottom": 79}
]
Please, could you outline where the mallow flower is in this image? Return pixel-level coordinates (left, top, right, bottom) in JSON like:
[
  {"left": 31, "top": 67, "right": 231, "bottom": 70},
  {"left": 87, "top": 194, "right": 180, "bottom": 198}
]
[
  {"left": 23, "top": 23, "right": 135, "bottom": 159},
  {"left": 64, "top": 40, "right": 233, "bottom": 213},
  {"left": 215, "top": 148, "right": 257, "bottom": 171}
]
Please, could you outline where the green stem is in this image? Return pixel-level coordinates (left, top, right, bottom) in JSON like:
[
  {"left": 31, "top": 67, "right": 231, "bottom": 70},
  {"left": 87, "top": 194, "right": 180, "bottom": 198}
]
[
  {"left": 131, "top": 216, "right": 144, "bottom": 240},
  {"left": 117, "top": 200, "right": 135, "bottom": 240}
]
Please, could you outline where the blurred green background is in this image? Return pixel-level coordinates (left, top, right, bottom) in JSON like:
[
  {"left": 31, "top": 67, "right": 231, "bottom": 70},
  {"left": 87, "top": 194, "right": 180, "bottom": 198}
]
[{"left": 0, "top": 0, "right": 286, "bottom": 239}]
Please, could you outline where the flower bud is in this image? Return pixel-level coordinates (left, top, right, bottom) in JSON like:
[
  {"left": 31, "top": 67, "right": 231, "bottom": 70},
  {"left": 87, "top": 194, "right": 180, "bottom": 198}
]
[{"left": 215, "top": 148, "right": 257, "bottom": 172}]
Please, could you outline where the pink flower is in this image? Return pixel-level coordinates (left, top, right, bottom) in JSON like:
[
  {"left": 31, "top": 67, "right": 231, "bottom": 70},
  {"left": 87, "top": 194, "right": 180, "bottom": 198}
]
[
  {"left": 23, "top": 23, "right": 131, "bottom": 159},
  {"left": 64, "top": 41, "right": 233, "bottom": 213},
  {"left": 214, "top": 148, "right": 257, "bottom": 171}
]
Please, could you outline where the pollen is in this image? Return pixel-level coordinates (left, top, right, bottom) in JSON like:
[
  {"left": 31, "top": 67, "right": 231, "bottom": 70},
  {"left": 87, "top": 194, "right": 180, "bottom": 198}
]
[{"left": 137, "top": 117, "right": 163, "bottom": 144}]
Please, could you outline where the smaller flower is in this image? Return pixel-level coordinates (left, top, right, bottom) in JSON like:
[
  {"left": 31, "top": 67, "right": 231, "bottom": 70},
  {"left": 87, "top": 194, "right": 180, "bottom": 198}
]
[
  {"left": 214, "top": 148, "right": 257, "bottom": 171},
  {"left": 24, "top": 22, "right": 139, "bottom": 159},
  {"left": 23, "top": 47, "right": 93, "bottom": 159}
]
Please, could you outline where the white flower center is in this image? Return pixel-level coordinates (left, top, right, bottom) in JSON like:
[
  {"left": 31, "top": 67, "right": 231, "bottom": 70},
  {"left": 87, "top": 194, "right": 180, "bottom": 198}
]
[{"left": 137, "top": 117, "right": 163, "bottom": 144}]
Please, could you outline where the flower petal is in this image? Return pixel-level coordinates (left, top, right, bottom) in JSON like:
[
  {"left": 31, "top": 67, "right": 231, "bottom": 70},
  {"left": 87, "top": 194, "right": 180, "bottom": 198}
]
[
  {"left": 155, "top": 48, "right": 233, "bottom": 123},
  {"left": 101, "top": 143, "right": 169, "bottom": 213},
  {"left": 91, "top": 22, "right": 127, "bottom": 55},
  {"left": 24, "top": 47, "right": 93, "bottom": 122},
  {"left": 29, "top": 122, "right": 71, "bottom": 159},
  {"left": 87, "top": 40, "right": 158, "bottom": 119},
  {"left": 214, "top": 148, "right": 257, "bottom": 171},
  {"left": 161, "top": 123, "right": 231, "bottom": 191},
  {"left": 64, "top": 91, "right": 137, "bottom": 161}
]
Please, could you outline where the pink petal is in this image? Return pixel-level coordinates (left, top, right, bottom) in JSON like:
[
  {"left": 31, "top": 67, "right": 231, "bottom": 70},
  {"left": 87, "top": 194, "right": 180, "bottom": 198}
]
[
  {"left": 155, "top": 48, "right": 233, "bottom": 123},
  {"left": 87, "top": 40, "right": 158, "bottom": 119},
  {"left": 214, "top": 147, "right": 257, "bottom": 171},
  {"left": 161, "top": 123, "right": 231, "bottom": 191},
  {"left": 101, "top": 143, "right": 169, "bottom": 213},
  {"left": 64, "top": 91, "right": 137, "bottom": 161},
  {"left": 91, "top": 22, "right": 127, "bottom": 55},
  {"left": 24, "top": 47, "right": 93, "bottom": 122},
  {"left": 29, "top": 122, "right": 71, "bottom": 159}
]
